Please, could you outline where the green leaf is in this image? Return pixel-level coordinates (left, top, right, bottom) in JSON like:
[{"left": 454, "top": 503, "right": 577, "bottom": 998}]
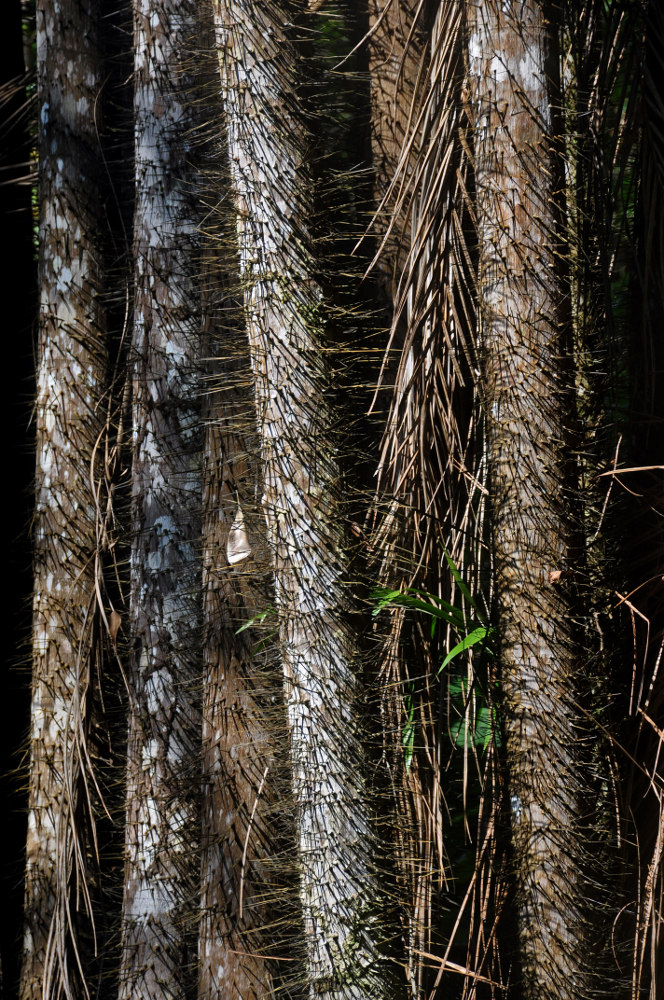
[
  {"left": 439, "top": 627, "right": 489, "bottom": 672},
  {"left": 400, "top": 587, "right": 466, "bottom": 619},
  {"left": 451, "top": 706, "right": 495, "bottom": 751},
  {"left": 370, "top": 588, "right": 404, "bottom": 615},
  {"left": 442, "top": 548, "right": 483, "bottom": 621},
  {"left": 401, "top": 689, "right": 417, "bottom": 772},
  {"left": 236, "top": 606, "right": 276, "bottom": 634},
  {"left": 371, "top": 587, "right": 466, "bottom": 630},
  {"left": 475, "top": 706, "right": 493, "bottom": 750},
  {"left": 402, "top": 722, "right": 415, "bottom": 772},
  {"left": 448, "top": 676, "right": 468, "bottom": 699}
]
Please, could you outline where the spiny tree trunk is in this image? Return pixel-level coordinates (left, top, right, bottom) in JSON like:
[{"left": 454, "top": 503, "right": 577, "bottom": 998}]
[
  {"left": 118, "top": 2, "right": 202, "bottom": 996},
  {"left": 215, "top": 4, "right": 398, "bottom": 997},
  {"left": 199, "top": 229, "right": 284, "bottom": 998},
  {"left": 467, "top": 3, "right": 587, "bottom": 997},
  {"left": 21, "top": 2, "right": 107, "bottom": 998},
  {"left": 199, "top": 399, "right": 276, "bottom": 1000}
]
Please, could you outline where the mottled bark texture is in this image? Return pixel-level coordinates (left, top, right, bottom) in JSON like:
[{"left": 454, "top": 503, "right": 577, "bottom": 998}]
[
  {"left": 199, "top": 243, "right": 284, "bottom": 998},
  {"left": 467, "top": 3, "right": 587, "bottom": 998},
  {"left": 118, "top": 2, "right": 202, "bottom": 997},
  {"left": 215, "top": 4, "right": 398, "bottom": 997},
  {"left": 22, "top": 2, "right": 107, "bottom": 998}
]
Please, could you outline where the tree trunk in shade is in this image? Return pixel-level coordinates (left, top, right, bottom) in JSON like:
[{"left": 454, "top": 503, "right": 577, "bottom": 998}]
[
  {"left": 367, "top": 3, "right": 491, "bottom": 993},
  {"left": 198, "top": 236, "right": 286, "bottom": 999}
]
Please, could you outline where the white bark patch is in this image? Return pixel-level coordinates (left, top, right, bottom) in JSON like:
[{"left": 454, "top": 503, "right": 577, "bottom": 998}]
[
  {"left": 145, "top": 668, "right": 174, "bottom": 716},
  {"left": 127, "top": 880, "right": 174, "bottom": 919},
  {"left": 519, "top": 49, "right": 539, "bottom": 85},
  {"left": 490, "top": 55, "right": 508, "bottom": 82},
  {"left": 468, "top": 31, "right": 482, "bottom": 65}
]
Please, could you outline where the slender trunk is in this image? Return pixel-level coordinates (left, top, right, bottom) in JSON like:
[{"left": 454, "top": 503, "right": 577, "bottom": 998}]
[
  {"left": 467, "top": 4, "right": 586, "bottom": 997},
  {"left": 21, "top": 2, "right": 107, "bottom": 998},
  {"left": 199, "top": 243, "right": 282, "bottom": 998},
  {"left": 118, "top": 2, "right": 202, "bottom": 997},
  {"left": 215, "top": 4, "right": 398, "bottom": 997}
]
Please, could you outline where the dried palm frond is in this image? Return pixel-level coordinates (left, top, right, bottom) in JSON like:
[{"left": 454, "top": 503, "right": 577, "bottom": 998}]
[{"left": 365, "top": 2, "right": 498, "bottom": 995}]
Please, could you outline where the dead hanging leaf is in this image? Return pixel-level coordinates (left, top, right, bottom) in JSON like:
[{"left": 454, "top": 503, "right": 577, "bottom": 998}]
[
  {"left": 227, "top": 502, "right": 252, "bottom": 565},
  {"left": 109, "top": 609, "right": 122, "bottom": 650},
  {"left": 549, "top": 569, "right": 575, "bottom": 584}
]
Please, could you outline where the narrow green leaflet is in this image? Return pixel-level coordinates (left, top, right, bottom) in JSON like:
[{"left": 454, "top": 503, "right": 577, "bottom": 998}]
[
  {"left": 236, "top": 605, "right": 276, "bottom": 634},
  {"left": 439, "top": 626, "right": 490, "bottom": 672},
  {"left": 442, "top": 547, "right": 481, "bottom": 616},
  {"left": 372, "top": 558, "right": 496, "bottom": 768},
  {"left": 371, "top": 587, "right": 465, "bottom": 631}
]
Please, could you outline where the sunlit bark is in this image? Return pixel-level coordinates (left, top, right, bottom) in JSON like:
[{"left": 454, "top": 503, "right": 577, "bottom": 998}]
[
  {"left": 118, "top": 1, "right": 202, "bottom": 996},
  {"left": 21, "top": 2, "right": 107, "bottom": 997},
  {"left": 467, "top": 3, "right": 587, "bottom": 997},
  {"left": 215, "top": 4, "right": 398, "bottom": 997}
]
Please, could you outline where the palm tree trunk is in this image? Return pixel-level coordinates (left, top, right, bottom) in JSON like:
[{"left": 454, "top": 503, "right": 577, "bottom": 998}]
[
  {"left": 21, "top": 2, "right": 107, "bottom": 997},
  {"left": 199, "top": 244, "right": 282, "bottom": 999},
  {"left": 118, "top": 2, "right": 202, "bottom": 996},
  {"left": 467, "top": 3, "right": 587, "bottom": 997},
  {"left": 215, "top": 4, "right": 398, "bottom": 997}
]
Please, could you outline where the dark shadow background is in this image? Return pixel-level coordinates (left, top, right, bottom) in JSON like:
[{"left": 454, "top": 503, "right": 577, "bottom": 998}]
[{"left": 1, "top": 1, "right": 37, "bottom": 996}]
